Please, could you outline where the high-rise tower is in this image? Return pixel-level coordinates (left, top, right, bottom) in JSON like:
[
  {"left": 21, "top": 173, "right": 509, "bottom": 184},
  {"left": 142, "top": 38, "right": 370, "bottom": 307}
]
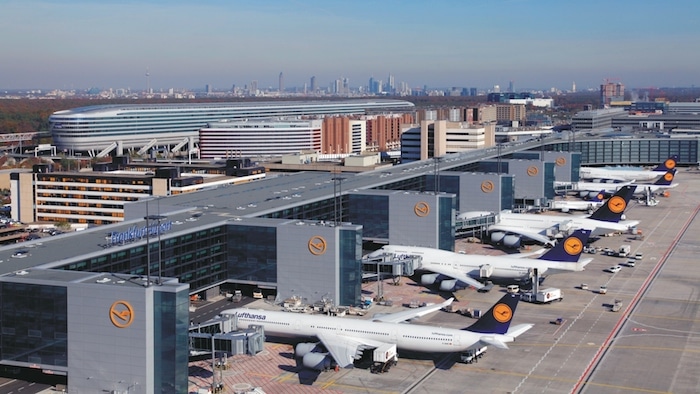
[{"left": 279, "top": 72, "right": 284, "bottom": 93}]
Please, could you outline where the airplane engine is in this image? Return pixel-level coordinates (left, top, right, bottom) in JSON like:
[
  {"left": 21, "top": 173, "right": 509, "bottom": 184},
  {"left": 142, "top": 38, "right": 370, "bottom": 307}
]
[
  {"left": 295, "top": 342, "right": 322, "bottom": 358},
  {"left": 439, "top": 279, "right": 458, "bottom": 292},
  {"left": 302, "top": 352, "right": 333, "bottom": 371},
  {"left": 421, "top": 273, "right": 440, "bottom": 286},
  {"left": 490, "top": 231, "right": 506, "bottom": 244},
  {"left": 502, "top": 234, "right": 521, "bottom": 248},
  {"left": 560, "top": 207, "right": 570, "bottom": 213}
]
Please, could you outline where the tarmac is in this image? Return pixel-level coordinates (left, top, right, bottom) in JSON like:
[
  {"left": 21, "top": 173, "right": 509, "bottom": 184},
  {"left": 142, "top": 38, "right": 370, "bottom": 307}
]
[{"left": 187, "top": 167, "right": 700, "bottom": 394}]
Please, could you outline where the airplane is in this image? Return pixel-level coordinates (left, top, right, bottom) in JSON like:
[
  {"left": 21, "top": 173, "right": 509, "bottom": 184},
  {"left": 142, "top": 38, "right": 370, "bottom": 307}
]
[
  {"left": 222, "top": 293, "right": 532, "bottom": 370},
  {"left": 549, "top": 191, "right": 605, "bottom": 213},
  {"left": 366, "top": 229, "right": 591, "bottom": 291},
  {"left": 579, "top": 155, "right": 678, "bottom": 182},
  {"left": 631, "top": 169, "right": 678, "bottom": 196},
  {"left": 554, "top": 179, "right": 634, "bottom": 199},
  {"left": 475, "top": 185, "right": 639, "bottom": 248}
]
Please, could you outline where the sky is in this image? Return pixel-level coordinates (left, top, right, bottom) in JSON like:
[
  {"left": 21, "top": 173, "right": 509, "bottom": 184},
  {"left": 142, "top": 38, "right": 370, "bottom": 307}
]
[{"left": 2, "top": 0, "right": 700, "bottom": 91}]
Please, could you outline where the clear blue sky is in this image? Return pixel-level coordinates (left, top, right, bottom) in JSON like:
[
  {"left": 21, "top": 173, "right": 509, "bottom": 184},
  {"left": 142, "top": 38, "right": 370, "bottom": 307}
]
[{"left": 3, "top": 0, "right": 699, "bottom": 91}]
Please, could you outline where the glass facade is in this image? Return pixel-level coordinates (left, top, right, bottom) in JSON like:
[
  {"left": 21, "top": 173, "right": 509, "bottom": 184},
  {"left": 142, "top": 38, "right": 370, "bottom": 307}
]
[
  {"left": 338, "top": 228, "right": 363, "bottom": 306},
  {"left": 545, "top": 138, "right": 698, "bottom": 166},
  {"left": 0, "top": 283, "right": 67, "bottom": 367},
  {"left": 438, "top": 195, "right": 456, "bottom": 251},
  {"left": 501, "top": 176, "right": 514, "bottom": 210},
  {"left": 544, "top": 162, "right": 555, "bottom": 199},
  {"left": 348, "top": 195, "right": 388, "bottom": 239},
  {"left": 153, "top": 290, "right": 189, "bottom": 393},
  {"left": 62, "top": 225, "right": 228, "bottom": 291},
  {"left": 227, "top": 226, "right": 277, "bottom": 284}
]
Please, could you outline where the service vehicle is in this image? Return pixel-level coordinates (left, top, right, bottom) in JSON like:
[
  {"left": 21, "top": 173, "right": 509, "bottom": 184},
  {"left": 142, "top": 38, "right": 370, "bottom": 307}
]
[
  {"left": 370, "top": 344, "right": 398, "bottom": 373},
  {"left": 625, "top": 258, "right": 636, "bottom": 267},
  {"left": 607, "top": 265, "right": 622, "bottom": 273},
  {"left": 459, "top": 346, "right": 487, "bottom": 364},
  {"left": 520, "top": 287, "right": 563, "bottom": 304},
  {"left": 616, "top": 245, "right": 631, "bottom": 258}
]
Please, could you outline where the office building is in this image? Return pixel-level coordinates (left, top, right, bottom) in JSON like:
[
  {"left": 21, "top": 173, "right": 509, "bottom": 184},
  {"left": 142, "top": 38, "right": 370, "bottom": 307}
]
[{"left": 400, "top": 120, "right": 495, "bottom": 162}]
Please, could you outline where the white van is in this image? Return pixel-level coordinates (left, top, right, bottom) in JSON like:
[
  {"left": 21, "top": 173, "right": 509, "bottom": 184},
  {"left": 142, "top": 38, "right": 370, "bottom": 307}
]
[
  {"left": 506, "top": 284, "right": 520, "bottom": 294},
  {"left": 635, "top": 252, "right": 644, "bottom": 260}
]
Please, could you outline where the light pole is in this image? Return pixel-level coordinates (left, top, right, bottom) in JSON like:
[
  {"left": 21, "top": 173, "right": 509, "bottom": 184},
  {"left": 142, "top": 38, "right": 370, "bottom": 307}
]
[{"left": 144, "top": 199, "right": 166, "bottom": 287}]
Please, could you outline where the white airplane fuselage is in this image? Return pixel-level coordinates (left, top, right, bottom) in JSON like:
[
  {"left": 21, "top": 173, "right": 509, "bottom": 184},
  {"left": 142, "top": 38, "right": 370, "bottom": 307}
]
[
  {"left": 228, "top": 308, "right": 507, "bottom": 353},
  {"left": 371, "top": 245, "right": 583, "bottom": 282},
  {"left": 580, "top": 167, "right": 660, "bottom": 182},
  {"left": 497, "top": 211, "right": 638, "bottom": 237},
  {"left": 549, "top": 200, "right": 604, "bottom": 212}
]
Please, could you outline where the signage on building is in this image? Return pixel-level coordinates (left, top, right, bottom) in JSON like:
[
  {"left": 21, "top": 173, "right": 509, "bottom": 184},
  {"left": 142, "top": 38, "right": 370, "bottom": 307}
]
[
  {"left": 308, "top": 236, "right": 327, "bottom": 255},
  {"left": 526, "top": 166, "right": 539, "bottom": 176},
  {"left": 109, "top": 301, "right": 134, "bottom": 328},
  {"left": 414, "top": 202, "right": 430, "bottom": 217},
  {"left": 481, "top": 180, "right": 494, "bottom": 193},
  {"left": 109, "top": 221, "right": 173, "bottom": 245}
]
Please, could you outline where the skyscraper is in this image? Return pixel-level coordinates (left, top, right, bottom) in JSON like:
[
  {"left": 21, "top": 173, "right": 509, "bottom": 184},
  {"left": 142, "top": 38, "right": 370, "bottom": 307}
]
[
  {"left": 279, "top": 72, "right": 284, "bottom": 93},
  {"left": 310, "top": 76, "right": 317, "bottom": 92}
]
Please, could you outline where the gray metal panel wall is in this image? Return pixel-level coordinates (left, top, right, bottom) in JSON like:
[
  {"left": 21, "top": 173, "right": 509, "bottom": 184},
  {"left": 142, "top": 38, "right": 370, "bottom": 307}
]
[
  {"left": 388, "top": 192, "right": 448, "bottom": 248},
  {"left": 504, "top": 159, "right": 546, "bottom": 201},
  {"left": 457, "top": 172, "right": 510, "bottom": 213},
  {"left": 67, "top": 282, "right": 152, "bottom": 392},
  {"left": 276, "top": 222, "right": 359, "bottom": 306}
]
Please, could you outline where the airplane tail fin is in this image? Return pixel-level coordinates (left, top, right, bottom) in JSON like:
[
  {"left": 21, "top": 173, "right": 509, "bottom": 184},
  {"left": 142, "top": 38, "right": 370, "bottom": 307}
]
[
  {"left": 465, "top": 293, "right": 520, "bottom": 335},
  {"left": 652, "top": 169, "right": 676, "bottom": 186},
  {"left": 591, "top": 190, "right": 606, "bottom": 202},
  {"left": 652, "top": 155, "right": 678, "bottom": 172},
  {"left": 538, "top": 229, "right": 591, "bottom": 262},
  {"left": 588, "top": 185, "right": 635, "bottom": 223}
]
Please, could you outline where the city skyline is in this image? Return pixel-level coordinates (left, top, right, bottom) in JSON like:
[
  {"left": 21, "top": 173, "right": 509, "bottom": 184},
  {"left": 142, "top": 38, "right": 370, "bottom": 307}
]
[{"left": 2, "top": 0, "right": 700, "bottom": 91}]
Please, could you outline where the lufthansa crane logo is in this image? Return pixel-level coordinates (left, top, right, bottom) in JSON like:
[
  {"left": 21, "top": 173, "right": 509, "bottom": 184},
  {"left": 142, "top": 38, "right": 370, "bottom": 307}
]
[
  {"left": 414, "top": 202, "right": 430, "bottom": 217},
  {"left": 664, "top": 172, "right": 674, "bottom": 182},
  {"left": 109, "top": 301, "right": 134, "bottom": 328},
  {"left": 526, "top": 166, "right": 539, "bottom": 176},
  {"left": 665, "top": 158, "right": 676, "bottom": 170},
  {"left": 493, "top": 303, "right": 512, "bottom": 323},
  {"left": 563, "top": 237, "right": 583, "bottom": 255},
  {"left": 481, "top": 180, "right": 494, "bottom": 193},
  {"left": 607, "top": 196, "right": 626, "bottom": 214},
  {"left": 308, "top": 236, "right": 327, "bottom": 255},
  {"left": 556, "top": 157, "right": 566, "bottom": 166},
  {"left": 596, "top": 193, "right": 605, "bottom": 201}
]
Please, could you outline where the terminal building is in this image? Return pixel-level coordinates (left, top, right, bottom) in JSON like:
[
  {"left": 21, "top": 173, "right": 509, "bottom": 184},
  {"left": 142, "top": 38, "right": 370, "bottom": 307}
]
[
  {"left": 48, "top": 99, "right": 415, "bottom": 152},
  {"left": 3, "top": 121, "right": 700, "bottom": 390}
]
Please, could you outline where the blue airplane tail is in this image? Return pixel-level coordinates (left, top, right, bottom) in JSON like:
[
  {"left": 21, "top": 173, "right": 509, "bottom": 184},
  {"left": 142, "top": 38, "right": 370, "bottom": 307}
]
[
  {"left": 538, "top": 229, "right": 591, "bottom": 262},
  {"left": 652, "top": 155, "right": 678, "bottom": 172},
  {"left": 465, "top": 293, "right": 520, "bottom": 334},
  {"left": 589, "top": 190, "right": 606, "bottom": 202},
  {"left": 588, "top": 185, "right": 635, "bottom": 223},
  {"left": 652, "top": 169, "right": 676, "bottom": 186}
]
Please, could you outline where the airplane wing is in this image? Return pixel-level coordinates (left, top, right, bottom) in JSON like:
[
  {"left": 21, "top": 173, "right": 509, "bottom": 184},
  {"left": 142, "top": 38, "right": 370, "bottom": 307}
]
[
  {"left": 511, "top": 248, "right": 548, "bottom": 258},
  {"left": 316, "top": 332, "right": 385, "bottom": 368},
  {"left": 488, "top": 224, "right": 556, "bottom": 246},
  {"left": 372, "top": 297, "right": 454, "bottom": 323}
]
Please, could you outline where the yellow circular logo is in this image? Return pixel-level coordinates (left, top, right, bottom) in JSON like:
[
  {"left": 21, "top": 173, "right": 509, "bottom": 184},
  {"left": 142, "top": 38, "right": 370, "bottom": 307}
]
[
  {"left": 665, "top": 158, "right": 676, "bottom": 170},
  {"left": 481, "top": 180, "right": 494, "bottom": 193},
  {"left": 109, "top": 301, "right": 134, "bottom": 328},
  {"left": 607, "top": 196, "right": 626, "bottom": 214},
  {"left": 493, "top": 303, "right": 512, "bottom": 323},
  {"left": 664, "top": 172, "right": 674, "bottom": 182},
  {"left": 308, "top": 236, "right": 327, "bottom": 255},
  {"left": 563, "top": 237, "right": 583, "bottom": 255},
  {"left": 414, "top": 202, "right": 430, "bottom": 217},
  {"left": 526, "top": 166, "right": 539, "bottom": 176},
  {"left": 555, "top": 157, "right": 566, "bottom": 166}
]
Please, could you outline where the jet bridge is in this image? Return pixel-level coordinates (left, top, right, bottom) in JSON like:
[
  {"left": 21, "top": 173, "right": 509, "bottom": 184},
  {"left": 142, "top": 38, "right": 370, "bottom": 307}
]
[{"left": 137, "top": 138, "right": 159, "bottom": 156}]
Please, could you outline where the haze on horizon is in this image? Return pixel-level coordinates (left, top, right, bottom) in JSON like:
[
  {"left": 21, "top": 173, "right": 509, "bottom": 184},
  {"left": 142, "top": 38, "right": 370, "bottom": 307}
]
[{"left": 2, "top": 0, "right": 699, "bottom": 92}]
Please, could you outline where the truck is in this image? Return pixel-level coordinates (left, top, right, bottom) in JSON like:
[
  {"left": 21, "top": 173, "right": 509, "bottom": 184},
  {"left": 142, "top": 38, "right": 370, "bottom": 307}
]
[
  {"left": 370, "top": 343, "right": 398, "bottom": 373},
  {"left": 616, "top": 245, "right": 631, "bottom": 258},
  {"left": 519, "top": 287, "right": 563, "bottom": 304},
  {"left": 459, "top": 346, "right": 487, "bottom": 364}
]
